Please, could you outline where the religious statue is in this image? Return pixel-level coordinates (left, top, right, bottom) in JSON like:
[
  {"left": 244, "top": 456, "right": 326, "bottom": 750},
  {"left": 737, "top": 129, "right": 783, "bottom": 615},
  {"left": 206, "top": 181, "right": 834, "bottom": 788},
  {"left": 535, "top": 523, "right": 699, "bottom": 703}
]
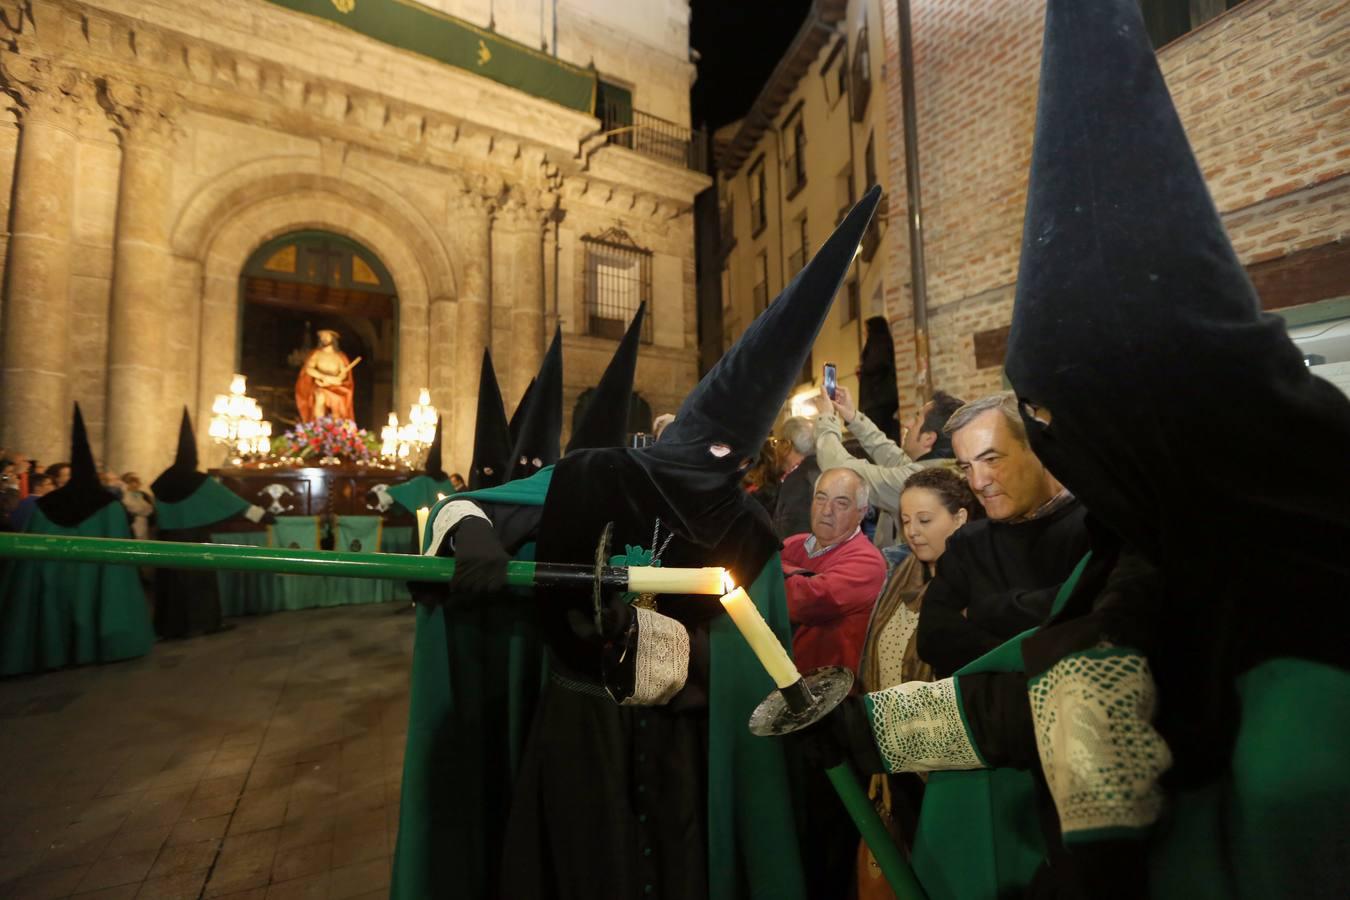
[{"left": 295, "top": 329, "right": 360, "bottom": 422}]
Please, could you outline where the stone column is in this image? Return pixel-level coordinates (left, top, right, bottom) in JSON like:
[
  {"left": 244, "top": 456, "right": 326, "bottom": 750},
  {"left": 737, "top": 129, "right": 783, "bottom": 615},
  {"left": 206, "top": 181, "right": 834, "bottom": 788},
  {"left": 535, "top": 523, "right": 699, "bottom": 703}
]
[
  {"left": 0, "top": 61, "right": 83, "bottom": 459},
  {"left": 447, "top": 180, "right": 495, "bottom": 467},
  {"left": 492, "top": 188, "right": 549, "bottom": 406},
  {"left": 101, "top": 83, "right": 179, "bottom": 475}
]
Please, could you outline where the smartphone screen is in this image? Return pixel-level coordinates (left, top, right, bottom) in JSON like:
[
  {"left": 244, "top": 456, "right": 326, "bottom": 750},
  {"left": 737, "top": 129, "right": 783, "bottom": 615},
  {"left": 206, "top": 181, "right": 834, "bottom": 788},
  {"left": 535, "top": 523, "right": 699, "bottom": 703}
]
[{"left": 823, "top": 362, "right": 837, "bottom": 400}]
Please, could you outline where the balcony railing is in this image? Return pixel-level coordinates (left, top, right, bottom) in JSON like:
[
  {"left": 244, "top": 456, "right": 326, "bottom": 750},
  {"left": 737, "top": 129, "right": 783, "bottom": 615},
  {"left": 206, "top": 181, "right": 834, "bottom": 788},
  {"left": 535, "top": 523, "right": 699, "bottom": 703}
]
[{"left": 599, "top": 102, "right": 708, "bottom": 172}]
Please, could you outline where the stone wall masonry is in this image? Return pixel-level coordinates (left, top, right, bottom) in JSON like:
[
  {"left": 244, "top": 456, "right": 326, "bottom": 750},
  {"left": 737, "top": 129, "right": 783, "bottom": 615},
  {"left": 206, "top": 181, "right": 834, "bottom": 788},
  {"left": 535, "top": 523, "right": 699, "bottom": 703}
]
[{"left": 880, "top": 0, "right": 1349, "bottom": 415}]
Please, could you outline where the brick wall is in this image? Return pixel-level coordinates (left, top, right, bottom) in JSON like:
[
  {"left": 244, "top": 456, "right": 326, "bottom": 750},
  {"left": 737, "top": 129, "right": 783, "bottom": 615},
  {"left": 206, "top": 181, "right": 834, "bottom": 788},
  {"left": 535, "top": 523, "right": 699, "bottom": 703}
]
[{"left": 879, "top": 0, "right": 1349, "bottom": 416}]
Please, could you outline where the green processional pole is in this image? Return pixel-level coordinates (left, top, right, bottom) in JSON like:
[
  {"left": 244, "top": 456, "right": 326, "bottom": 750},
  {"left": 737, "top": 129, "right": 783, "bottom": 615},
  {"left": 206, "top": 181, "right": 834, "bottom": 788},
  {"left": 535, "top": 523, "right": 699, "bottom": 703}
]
[{"left": 0, "top": 533, "right": 726, "bottom": 596}]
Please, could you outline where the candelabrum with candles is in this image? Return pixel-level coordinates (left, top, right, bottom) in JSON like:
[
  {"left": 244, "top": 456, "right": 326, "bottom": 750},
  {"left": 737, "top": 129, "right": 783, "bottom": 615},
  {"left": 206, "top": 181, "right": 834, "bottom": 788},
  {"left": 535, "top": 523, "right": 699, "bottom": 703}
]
[
  {"left": 208, "top": 374, "right": 274, "bottom": 464},
  {"left": 380, "top": 389, "right": 437, "bottom": 468}
]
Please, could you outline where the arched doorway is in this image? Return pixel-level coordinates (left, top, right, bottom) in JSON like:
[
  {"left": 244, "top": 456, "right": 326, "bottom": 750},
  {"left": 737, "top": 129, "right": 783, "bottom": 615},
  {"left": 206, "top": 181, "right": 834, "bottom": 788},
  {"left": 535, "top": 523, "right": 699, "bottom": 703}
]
[{"left": 238, "top": 231, "right": 398, "bottom": 430}]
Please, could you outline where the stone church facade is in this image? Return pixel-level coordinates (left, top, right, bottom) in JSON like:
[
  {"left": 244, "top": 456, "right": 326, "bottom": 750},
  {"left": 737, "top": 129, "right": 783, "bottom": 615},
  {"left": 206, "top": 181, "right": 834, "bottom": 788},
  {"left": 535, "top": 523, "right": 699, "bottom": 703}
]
[{"left": 0, "top": 0, "right": 708, "bottom": 476}]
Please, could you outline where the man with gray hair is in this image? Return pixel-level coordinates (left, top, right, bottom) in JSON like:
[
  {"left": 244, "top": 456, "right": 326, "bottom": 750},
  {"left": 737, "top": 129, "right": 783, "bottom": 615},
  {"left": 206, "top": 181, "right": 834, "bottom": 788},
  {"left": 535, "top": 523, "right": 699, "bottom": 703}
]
[
  {"left": 772, "top": 416, "right": 822, "bottom": 539},
  {"left": 780, "top": 467, "right": 887, "bottom": 675},
  {"left": 915, "top": 391, "right": 1089, "bottom": 675}
]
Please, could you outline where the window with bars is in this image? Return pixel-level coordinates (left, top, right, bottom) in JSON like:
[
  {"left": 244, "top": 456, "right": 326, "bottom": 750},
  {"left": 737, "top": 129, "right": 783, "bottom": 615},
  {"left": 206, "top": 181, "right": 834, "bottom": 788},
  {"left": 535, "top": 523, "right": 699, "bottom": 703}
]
[
  {"left": 749, "top": 156, "right": 768, "bottom": 236},
  {"left": 788, "top": 217, "right": 809, "bottom": 274},
  {"left": 850, "top": 24, "right": 872, "bottom": 123},
  {"left": 583, "top": 228, "right": 654, "bottom": 343},
  {"left": 753, "top": 251, "right": 769, "bottom": 314},
  {"left": 783, "top": 105, "right": 807, "bottom": 198}
]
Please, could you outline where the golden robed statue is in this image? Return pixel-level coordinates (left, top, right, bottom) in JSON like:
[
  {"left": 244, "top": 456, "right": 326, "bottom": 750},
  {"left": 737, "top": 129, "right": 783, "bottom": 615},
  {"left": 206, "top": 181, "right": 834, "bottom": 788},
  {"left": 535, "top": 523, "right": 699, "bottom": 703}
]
[{"left": 295, "top": 329, "right": 361, "bottom": 422}]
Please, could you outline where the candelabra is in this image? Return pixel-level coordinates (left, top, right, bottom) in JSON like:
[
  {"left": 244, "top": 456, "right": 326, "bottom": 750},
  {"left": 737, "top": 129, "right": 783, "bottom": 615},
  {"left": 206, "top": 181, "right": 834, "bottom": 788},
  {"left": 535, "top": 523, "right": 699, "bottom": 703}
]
[
  {"left": 380, "top": 389, "right": 437, "bottom": 467},
  {"left": 208, "top": 374, "right": 273, "bottom": 461}
]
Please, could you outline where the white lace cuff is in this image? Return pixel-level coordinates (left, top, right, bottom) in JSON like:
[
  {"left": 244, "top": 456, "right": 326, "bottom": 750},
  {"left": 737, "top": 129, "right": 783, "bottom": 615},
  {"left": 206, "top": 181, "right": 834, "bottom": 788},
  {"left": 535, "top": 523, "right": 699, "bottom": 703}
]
[
  {"left": 243, "top": 505, "right": 266, "bottom": 523},
  {"left": 620, "top": 607, "right": 690, "bottom": 706},
  {"left": 426, "top": 500, "right": 489, "bottom": 556},
  {"left": 865, "top": 678, "right": 985, "bottom": 773},
  {"left": 1028, "top": 646, "right": 1172, "bottom": 840}
]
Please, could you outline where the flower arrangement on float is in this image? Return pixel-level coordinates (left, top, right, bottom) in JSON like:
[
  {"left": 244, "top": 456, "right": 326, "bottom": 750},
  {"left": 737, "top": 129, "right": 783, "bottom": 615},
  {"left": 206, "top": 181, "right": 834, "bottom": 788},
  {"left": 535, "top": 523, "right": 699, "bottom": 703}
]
[{"left": 271, "top": 417, "right": 381, "bottom": 464}]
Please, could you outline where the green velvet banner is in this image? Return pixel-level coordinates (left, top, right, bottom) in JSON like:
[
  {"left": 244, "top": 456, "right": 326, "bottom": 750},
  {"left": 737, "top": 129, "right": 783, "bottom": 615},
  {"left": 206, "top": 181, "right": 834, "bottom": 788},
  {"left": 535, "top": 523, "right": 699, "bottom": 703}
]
[{"left": 265, "top": 0, "right": 596, "bottom": 114}]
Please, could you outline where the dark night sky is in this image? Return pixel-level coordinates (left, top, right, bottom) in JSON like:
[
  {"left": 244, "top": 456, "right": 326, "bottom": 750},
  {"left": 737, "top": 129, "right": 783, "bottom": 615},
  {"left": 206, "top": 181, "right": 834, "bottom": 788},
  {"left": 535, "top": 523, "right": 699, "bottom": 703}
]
[{"left": 690, "top": 0, "right": 813, "bottom": 131}]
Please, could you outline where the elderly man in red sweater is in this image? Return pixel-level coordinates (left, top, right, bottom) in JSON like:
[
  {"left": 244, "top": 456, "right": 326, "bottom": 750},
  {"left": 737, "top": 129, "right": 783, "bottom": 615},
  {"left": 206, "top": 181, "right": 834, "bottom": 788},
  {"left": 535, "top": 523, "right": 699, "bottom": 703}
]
[{"left": 781, "top": 466, "right": 888, "bottom": 676}]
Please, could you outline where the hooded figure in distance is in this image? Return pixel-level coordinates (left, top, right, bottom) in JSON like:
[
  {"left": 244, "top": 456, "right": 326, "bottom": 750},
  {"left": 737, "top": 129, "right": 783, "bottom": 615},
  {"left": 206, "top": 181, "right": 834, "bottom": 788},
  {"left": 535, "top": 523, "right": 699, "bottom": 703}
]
[
  {"left": 0, "top": 405, "right": 156, "bottom": 674},
  {"left": 391, "top": 189, "right": 881, "bottom": 900},
  {"left": 151, "top": 408, "right": 269, "bottom": 638}
]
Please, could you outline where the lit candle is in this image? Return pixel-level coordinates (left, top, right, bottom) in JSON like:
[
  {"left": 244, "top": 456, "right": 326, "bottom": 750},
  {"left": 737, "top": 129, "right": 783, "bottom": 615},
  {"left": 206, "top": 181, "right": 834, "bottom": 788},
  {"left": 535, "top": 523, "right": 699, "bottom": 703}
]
[
  {"left": 415, "top": 507, "right": 430, "bottom": 553},
  {"left": 719, "top": 586, "right": 800, "bottom": 689},
  {"left": 626, "top": 566, "right": 728, "bottom": 596}
]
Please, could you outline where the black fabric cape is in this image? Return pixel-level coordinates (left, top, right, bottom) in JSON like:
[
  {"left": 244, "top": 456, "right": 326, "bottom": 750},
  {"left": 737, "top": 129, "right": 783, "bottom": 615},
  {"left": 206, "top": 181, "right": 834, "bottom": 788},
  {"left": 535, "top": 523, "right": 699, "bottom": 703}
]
[{"left": 500, "top": 448, "right": 796, "bottom": 900}]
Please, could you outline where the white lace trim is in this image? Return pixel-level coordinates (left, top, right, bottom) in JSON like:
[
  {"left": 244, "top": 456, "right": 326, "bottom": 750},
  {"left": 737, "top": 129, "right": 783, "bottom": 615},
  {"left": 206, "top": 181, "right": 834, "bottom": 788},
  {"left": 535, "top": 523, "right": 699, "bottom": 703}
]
[
  {"left": 866, "top": 678, "right": 984, "bottom": 773},
  {"left": 1029, "top": 648, "right": 1172, "bottom": 836},
  {"left": 427, "top": 500, "right": 489, "bottom": 556},
  {"left": 622, "top": 607, "right": 689, "bottom": 706}
]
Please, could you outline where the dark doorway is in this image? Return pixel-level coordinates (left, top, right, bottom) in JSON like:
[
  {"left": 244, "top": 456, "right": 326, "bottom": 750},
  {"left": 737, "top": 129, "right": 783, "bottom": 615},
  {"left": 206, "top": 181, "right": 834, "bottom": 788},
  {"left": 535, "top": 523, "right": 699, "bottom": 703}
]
[{"left": 238, "top": 232, "right": 398, "bottom": 430}]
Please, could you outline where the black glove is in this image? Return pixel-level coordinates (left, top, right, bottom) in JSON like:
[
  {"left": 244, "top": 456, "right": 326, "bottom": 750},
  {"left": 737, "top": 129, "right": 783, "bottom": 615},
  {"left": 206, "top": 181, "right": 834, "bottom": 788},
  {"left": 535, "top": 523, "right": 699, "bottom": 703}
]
[
  {"left": 446, "top": 516, "right": 509, "bottom": 593},
  {"left": 788, "top": 695, "right": 885, "bottom": 773},
  {"left": 260, "top": 511, "right": 277, "bottom": 526},
  {"left": 565, "top": 591, "right": 635, "bottom": 645}
]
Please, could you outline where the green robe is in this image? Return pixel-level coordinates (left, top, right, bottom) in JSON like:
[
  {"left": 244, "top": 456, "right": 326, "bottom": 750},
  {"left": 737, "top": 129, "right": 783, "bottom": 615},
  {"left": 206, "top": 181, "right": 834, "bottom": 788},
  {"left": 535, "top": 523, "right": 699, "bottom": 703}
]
[
  {"left": 391, "top": 467, "right": 553, "bottom": 900},
  {"left": 0, "top": 504, "right": 154, "bottom": 675},
  {"left": 154, "top": 477, "right": 250, "bottom": 531},
  {"left": 386, "top": 474, "right": 455, "bottom": 515}
]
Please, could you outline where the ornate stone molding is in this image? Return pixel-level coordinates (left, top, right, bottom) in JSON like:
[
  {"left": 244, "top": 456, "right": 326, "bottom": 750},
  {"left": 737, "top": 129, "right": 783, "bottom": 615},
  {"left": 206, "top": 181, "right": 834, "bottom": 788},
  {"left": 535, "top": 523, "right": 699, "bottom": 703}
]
[
  {"left": 0, "top": 55, "right": 89, "bottom": 127},
  {"left": 97, "top": 78, "right": 181, "bottom": 149},
  {"left": 495, "top": 184, "right": 556, "bottom": 234}
]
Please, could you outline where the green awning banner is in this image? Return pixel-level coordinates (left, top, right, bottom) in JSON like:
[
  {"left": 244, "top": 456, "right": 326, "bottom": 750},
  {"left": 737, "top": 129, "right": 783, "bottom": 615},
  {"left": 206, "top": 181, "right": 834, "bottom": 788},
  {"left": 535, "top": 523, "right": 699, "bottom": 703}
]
[{"left": 265, "top": 0, "right": 597, "bottom": 114}]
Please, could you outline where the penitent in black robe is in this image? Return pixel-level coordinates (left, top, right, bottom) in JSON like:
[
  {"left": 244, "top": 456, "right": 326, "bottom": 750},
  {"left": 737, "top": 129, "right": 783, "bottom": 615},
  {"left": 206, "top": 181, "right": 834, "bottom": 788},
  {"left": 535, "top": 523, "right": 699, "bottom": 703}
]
[{"left": 499, "top": 448, "right": 805, "bottom": 900}]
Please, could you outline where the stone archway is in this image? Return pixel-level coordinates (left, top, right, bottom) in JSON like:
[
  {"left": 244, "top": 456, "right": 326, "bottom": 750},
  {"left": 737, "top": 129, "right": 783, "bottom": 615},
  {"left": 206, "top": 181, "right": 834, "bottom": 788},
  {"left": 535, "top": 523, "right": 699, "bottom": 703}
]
[{"left": 170, "top": 165, "right": 458, "bottom": 464}]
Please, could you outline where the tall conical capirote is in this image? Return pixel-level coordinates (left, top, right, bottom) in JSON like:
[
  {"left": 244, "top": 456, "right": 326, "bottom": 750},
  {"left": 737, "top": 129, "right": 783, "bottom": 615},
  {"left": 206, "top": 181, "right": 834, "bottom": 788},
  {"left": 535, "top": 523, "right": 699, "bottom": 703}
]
[
  {"left": 508, "top": 378, "right": 535, "bottom": 447},
  {"left": 628, "top": 187, "right": 881, "bottom": 547},
  {"left": 507, "top": 327, "right": 563, "bottom": 480},
  {"left": 469, "top": 349, "right": 512, "bottom": 490},
  {"left": 424, "top": 417, "right": 447, "bottom": 482},
  {"left": 566, "top": 302, "right": 646, "bottom": 454},
  {"left": 38, "top": 403, "right": 119, "bottom": 526},
  {"left": 151, "top": 408, "right": 209, "bottom": 503},
  {"left": 1003, "top": 0, "right": 1350, "bottom": 573},
  {"left": 654, "top": 185, "right": 881, "bottom": 467}
]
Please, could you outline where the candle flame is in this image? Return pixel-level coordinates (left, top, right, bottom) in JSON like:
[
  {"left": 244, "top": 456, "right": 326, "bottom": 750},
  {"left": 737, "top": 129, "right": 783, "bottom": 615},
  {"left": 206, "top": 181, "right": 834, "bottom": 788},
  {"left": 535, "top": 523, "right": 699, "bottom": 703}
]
[{"left": 721, "top": 570, "right": 736, "bottom": 593}]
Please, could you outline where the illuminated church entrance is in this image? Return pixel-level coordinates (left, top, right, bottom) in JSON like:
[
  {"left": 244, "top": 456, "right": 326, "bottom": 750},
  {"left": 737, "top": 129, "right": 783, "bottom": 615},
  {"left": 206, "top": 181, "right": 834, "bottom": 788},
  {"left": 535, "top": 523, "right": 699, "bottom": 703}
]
[{"left": 238, "top": 231, "right": 398, "bottom": 431}]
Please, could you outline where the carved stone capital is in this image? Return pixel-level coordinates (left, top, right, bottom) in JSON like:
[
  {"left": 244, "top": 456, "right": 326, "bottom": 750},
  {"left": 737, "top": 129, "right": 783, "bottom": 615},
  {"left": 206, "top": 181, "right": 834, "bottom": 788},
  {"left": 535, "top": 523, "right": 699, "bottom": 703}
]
[
  {"left": 451, "top": 172, "right": 502, "bottom": 218},
  {"left": 0, "top": 55, "right": 88, "bottom": 126},
  {"left": 496, "top": 184, "right": 556, "bottom": 233},
  {"left": 98, "top": 79, "right": 181, "bottom": 149}
]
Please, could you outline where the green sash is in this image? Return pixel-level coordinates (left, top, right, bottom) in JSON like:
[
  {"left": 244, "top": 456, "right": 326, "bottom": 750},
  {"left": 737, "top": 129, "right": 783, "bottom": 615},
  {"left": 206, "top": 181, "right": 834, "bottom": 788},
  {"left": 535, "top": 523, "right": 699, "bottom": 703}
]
[
  {"left": 385, "top": 474, "right": 455, "bottom": 515},
  {"left": 154, "top": 477, "right": 251, "bottom": 531},
  {"left": 0, "top": 505, "right": 155, "bottom": 675},
  {"left": 909, "top": 553, "right": 1091, "bottom": 900}
]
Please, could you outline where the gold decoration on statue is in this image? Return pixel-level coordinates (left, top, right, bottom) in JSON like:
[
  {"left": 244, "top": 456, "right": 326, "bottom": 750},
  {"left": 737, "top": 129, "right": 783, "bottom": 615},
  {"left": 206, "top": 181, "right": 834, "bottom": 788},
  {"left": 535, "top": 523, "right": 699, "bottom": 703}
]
[
  {"left": 477, "top": 39, "right": 492, "bottom": 66},
  {"left": 331, "top": 0, "right": 355, "bottom": 14}
]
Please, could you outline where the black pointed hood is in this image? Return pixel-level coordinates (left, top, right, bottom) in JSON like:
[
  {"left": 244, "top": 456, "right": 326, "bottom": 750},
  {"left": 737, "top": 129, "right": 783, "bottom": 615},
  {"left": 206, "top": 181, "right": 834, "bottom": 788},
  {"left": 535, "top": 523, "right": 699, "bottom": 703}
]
[
  {"left": 508, "top": 378, "right": 535, "bottom": 448},
  {"left": 1005, "top": 0, "right": 1350, "bottom": 569},
  {"left": 508, "top": 327, "right": 563, "bottom": 480},
  {"left": 566, "top": 302, "right": 645, "bottom": 454},
  {"left": 634, "top": 186, "right": 881, "bottom": 545},
  {"left": 424, "top": 417, "right": 448, "bottom": 482},
  {"left": 469, "top": 349, "right": 512, "bottom": 490},
  {"left": 151, "top": 408, "right": 209, "bottom": 503},
  {"left": 38, "top": 404, "right": 118, "bottom": 527}
]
